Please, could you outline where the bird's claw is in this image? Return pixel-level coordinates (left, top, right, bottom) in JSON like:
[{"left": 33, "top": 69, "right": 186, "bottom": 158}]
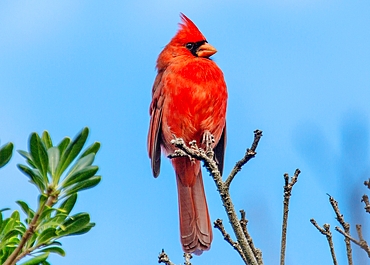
[
  {"left": 189, "top": 140, "right": 198, "bottom": 150},
  {"left": 202, "top": 131, "right": 215, "bottom": 152}
]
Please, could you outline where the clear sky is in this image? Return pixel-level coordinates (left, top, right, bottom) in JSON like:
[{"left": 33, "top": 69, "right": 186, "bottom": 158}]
[{"left": 1, "top": 1, "right": 370, "bottom": 264}]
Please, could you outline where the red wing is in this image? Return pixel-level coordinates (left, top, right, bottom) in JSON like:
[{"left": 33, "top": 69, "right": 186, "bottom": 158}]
[{"left": 147, "top": 71, "right": 165, "bottom": 177}]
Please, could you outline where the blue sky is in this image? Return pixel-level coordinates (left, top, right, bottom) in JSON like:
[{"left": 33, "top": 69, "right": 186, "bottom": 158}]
[{"left": 1, "top": 1, "right": 370, "bottom": 264}]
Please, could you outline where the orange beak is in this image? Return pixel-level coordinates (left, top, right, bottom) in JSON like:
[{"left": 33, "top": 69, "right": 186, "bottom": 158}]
[{"left": 196, "top": 43, "right": 217, "bottom": 58}]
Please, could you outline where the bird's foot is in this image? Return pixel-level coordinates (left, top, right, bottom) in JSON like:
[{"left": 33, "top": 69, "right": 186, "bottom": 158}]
[
  {"left": 202, "top": 130, "right": 215, "bottom": 158},
  {"left": 189, "top": 140, "right": 198, "bottom": 149}
]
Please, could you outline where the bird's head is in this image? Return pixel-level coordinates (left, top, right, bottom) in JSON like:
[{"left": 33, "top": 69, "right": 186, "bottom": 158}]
[
  {"left": 160, "top": 14, "right": 216, "bottom": 57},
  {"left": 156, "top": 14, "right": 217, "bottom": 70},
  {"left": 169, "top": 13, "right": 217, "bottom": 58}
]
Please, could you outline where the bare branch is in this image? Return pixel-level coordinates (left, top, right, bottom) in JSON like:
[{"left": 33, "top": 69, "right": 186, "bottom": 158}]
[
  {"left": 214, "top": 219, "right": 247, "bottom": 264},
  {"left": 225, "top": 130, "right": 263, "bottom": 187},
  {"left": 361, "top": 195, "right": 370, "bottom": 214},
  {"left": 183, "top": 253, "right": 193, "bottom": 265},
  {"left": 280, "top": 169, "right": 301, "bottom": 265},
  {"left": 240, "top": 210, "right": 263, "bottom": 265},
  {"left": 168, "top": 138, "right": 219, "bottom": 176},
  {"left": 335, "top": 225, "right": 370, "bottom": 258},
  {"left": 310, "top": 219, "right": 338, "bottom": 265},
  {"left": 169, "top": 132, "right": 261, "bottom": 265},
  {"left": 356, "top": 225, "right": 370, "bottom": 257},
  {"left": 328, "top": 195, "right": 353, "bottom": 265},
  {"left": 158, "top": 249, "right": 176, "bottom": 265},
  {"left": 157, "top": 250, "right": 193, "bottom": 265},
  {"left": 364, "top": 179, "right": 370, "bottom": 189}
]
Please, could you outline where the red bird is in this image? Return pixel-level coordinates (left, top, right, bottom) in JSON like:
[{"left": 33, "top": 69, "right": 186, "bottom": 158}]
[{"left": 148, "top": 13, "right": 227, "bottom": 254}]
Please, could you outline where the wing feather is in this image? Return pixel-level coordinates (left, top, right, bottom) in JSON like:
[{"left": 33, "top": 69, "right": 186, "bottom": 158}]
[
  {"left": 147, "top": 71, "right": 165, "bottom": 177},
  {"left": 214, "top": 124, "right": 226, "bottom": 175}
]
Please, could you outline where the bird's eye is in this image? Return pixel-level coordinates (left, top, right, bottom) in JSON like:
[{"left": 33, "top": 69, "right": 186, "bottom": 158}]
[{"left": 185, "top": 42, "right": 195, "bottom": 50}]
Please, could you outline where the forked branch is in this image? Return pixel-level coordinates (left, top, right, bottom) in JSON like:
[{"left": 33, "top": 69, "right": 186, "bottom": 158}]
[
  {"left": 328, "top": 195, "right": 353, "bottom": 265},
  {"left": 158, "top": 250, "right": 176, "bottom": 265},
  {"left": 335, "top": 225, "right": 370, "bottom": 258},
  {"left": 214, "top": 218, "right": 247, "bottom": 263},
  {"left": 240, "top": 210, "right": 263, "bottom": 265},
  {"left": 225, "top": 130, "right": 262, "bottom": 187},
  {"left": 158, "top": 249, "right": 193, "bottom": 265},
  {"left": 310, "top": 220, "right": 338, "bottom": 265},
  {"left": 280, "top": 169, "right": 301, "bottom": 265},
  {"left": 169, "top": 130, "right": 263, "bottom": 265},
  {"left": 362, "top": 195, "right": 370, "bottom": 214}
]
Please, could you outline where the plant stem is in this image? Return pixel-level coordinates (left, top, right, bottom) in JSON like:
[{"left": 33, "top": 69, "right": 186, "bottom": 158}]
[{"left": 4, "top": 195, "right": 56, "bottom": 265}]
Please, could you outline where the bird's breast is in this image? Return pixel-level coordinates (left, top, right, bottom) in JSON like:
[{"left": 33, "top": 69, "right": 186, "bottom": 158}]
[{"left": 160, "top": 58, "right": 227, "bottom": 151}]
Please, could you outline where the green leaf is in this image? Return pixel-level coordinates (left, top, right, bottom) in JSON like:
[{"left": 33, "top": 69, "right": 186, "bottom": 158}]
[
  {"left": 47, "top": 241, "right": 62, "bottom": 246},
  {"left": 37, "top": 227, "right": 56, "bottom": 245},
  {"left": 40, "top": 213, "right": 68, "bottom": 229},
  {"left": 18, "top": 150, "right": 36, "bottom": 168},
  {"left": 29, "top": 133, "right": 49, "bottom": 181},
  {"left": 16, "top": 200, "right": 31, "bottom": 216},
  {"left": 38, "top": 207, "right": 56, "bottom": 225},
  {"left": 62, "top": 165, "right": 98, "bottom": 188},
  {"left": 37, "top": 246, "right": 65, "bottom": 257},
  {"left": 25, "top": 233, "right": 38, "bottom": 249},
  {"left": 80, "top": 142, "right": 100, "bottom": 158},
  {"left": 48, "top": 194, "right": 78, "bottom": 225},
  {"left": 63, "top": 153, "right": 95, "bottom": 183},
  {"left": 68, "top": 222, "right": 95, "bottom": 236},
  {"left": 64, "top": 176, "right": 101, "bottom": 196},
  {"left": 59, "top": 194, "right": 77, "bottom": 216},
  {"left": 0, "top": 247, "right": 14, "bottom": 264},
  {"left": 38, "top": 194, "right": 48, "bottom": 209},
  {"left": 0, "top": 142, "right": 13, "bottom": 168},
  {"left": 17, "top": 164, "right": 46, "bottom": 192},
  {"left": 13, "top": 225, "right": 26, "bottom": 235},
  {"left": 41, "top": 131, "right": 53, "bottom": 149},
  {"left": 6, "top": 241, "right": 19, "bottom": 248},
  {"left": 47, "top": 147, "right": 59, "bottom": 179},
  {"left": 18, "top": 150, "right": 32, "bottom": 160},
  {"left": 20, "top": 253, "right": 49, "bottom": 265},
  {"left": 57, "top": 213, "right": 90, "bottom": 237},
  {"left": 11, "top": 210, "right": 20, "bottom": 221},
  {"left": 1, "top": 215, "right": 16, "bottom": 236},
  {"left": 16, "top": 200, "right": 35, "bottom": 222},
  {"left": 57, "top": 137, "right": 71, "bottom": 155},
  {"left": 2, "top": 229, "right": 22, "bottom": 241},
  {"left": 55, "top": 127, "right": 89, "bottom": 179}
]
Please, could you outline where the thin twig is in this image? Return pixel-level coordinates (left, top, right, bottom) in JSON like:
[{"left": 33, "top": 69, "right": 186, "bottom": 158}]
[
  {"left": 225, "top": 130, "right": 262, "bottom": 188},
  {"left": 356, "top": 225, "right": 370, "bottom": 257},
  {"left": 240, "top": 210, "right": 263, "bottom": 265},
  {"left": 183, "top": 253, "right": 192, "bottom": 265},
  {"left": 361, "top": 195, "right": 370, "bottom": 214},
  {"left": 335, "top": 225, "right": 370, "bottom": 258},
  {"left": 280, "top": 169, "right": 301, "bottom": 265},
  {"left": 328, "top": 195, "right": 353, "bottom": 265},
  {"left": 310, "top": 219, "right": 338, "bottom": 265},
  {"left": 158, "top": 249, "right": 176, "bottom": 265},
  {"left": 364, "top": 179, "right": 370, "bottom": 189},
  {"left": 214, "top": 219, "right": 247, "bottom": 263}
]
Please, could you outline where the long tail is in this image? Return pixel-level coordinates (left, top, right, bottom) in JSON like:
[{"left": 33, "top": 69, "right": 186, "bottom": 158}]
[{"left": 173, "top": 158, "right": 213, "bottom": 255}]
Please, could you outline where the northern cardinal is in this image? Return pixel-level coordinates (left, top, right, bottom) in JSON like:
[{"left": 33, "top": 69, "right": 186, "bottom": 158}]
[{"left": 148, "top": 13, "right": 227, "bottom": 254}]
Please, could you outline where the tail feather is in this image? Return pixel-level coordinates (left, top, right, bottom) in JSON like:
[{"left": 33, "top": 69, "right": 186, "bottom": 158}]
[{"left": 174, "top": 158, "right": 213, "bottom": 254}]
